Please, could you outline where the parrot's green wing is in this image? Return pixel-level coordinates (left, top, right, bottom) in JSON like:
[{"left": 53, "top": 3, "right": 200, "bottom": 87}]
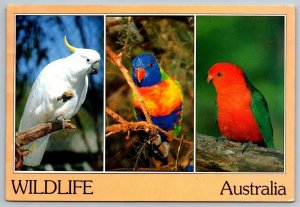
[
  {"left": 160, "top": 67, "right": 170, "bottom": 81},
  {"left": 159, "top": 67, "right": 184, "bottom": 137},
  {"left": 246, "top": 77, "right": 274, "bottom": 148}
]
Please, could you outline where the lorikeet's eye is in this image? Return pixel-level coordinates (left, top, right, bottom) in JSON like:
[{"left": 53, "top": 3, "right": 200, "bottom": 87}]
[
  {"left": 217, "top": 72, "right": 223, "bottom": 77},
  {"left": 149, "top": 62, "right": 153, "bottom": 68}
]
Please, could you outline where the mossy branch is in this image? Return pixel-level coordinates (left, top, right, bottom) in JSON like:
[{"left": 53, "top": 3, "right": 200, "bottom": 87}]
[{"left": 196, "top": 133, "right": 284, "bottom": 172}]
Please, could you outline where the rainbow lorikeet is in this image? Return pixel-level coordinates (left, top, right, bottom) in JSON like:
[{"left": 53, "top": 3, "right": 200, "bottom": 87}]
[
  {"left": 207, "top": 62, "right": 274, "bottom": 148},
  {"left": 131, "top": 53, "right": 183, "bottom": 159}
]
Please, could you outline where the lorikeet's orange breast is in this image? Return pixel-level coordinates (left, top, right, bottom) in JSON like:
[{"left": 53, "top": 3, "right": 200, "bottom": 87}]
[
  {"left": 217, "top": 85, "right": 264, "bottom": 145},
  {"left": 133, "top": 78, "right": 183, "bottom": 117}
]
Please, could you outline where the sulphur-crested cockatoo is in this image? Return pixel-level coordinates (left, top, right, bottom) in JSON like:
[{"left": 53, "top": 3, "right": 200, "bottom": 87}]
[{"left": 19, "top": 36, "right": 100, "bottom": 166}]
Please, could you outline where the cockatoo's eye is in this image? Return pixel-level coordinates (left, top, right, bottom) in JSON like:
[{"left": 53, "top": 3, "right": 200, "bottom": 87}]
[
  {"left": 86, "top": 58, "right": 90, "bottom": 63},
  {"left": 148, "top": 62, "right": 153, "bottom": 68},
  {"left": 217, "top": 72, "right": 223, "bottom": 77}
]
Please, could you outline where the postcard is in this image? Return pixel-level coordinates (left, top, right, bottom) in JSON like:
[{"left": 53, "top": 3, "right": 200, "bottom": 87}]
[{"left": 6, "top": 5, "right": 295, "bottom": 202}]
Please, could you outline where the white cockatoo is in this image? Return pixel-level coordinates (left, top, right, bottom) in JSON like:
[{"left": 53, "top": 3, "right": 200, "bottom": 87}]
[{"left": 18, "top": 36, "right": 100, "bottom": 167}]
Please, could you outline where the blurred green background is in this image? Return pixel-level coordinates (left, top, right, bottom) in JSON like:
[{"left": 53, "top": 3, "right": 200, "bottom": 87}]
[
  {"left": 106, "top": 16, "right": 194, "bottom": 169},
  {"left": 196, "top": 16, "right": 284, "bottom": 151}
]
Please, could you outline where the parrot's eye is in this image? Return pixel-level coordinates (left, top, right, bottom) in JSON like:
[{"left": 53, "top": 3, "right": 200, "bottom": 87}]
[
  {"left": 148, "top": 62, "right": 153, "bottom": 68},
  {"left": 86, "top": 58, "right": 90, "bottom": 63},
  {"left": 217, "top": 72, "right": 223, "bottom": 77}
]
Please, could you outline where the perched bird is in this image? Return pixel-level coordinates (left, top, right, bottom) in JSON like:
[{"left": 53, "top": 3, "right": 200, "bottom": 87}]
[
  {"left": 207, "top": 62, "right": 274, "bottom": 148},
  {"left": 19, "top": 36, "right": 100, "bottom": 166},
  {"left": 131, "top": 53, "right": 183, "bottom": 162}
]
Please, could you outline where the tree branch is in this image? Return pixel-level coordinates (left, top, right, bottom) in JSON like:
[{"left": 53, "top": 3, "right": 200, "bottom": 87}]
[
  {"left": 106, "top": 106, "right": 193, "bottom": 145},
  {"left": 105, "top": 106, "right": 127, "bottom": 124},
  {"left": 106, "top": 46, "right": 152, "bottom": 125},
  {"left": 196, "top": 133, "right": 284, "bottom": 172},
  {"left": 15, "top": 120, "right": 76, "bottom": 170},
  {"left": 16, "top": 120, "right": 76, "bottom": 147}
]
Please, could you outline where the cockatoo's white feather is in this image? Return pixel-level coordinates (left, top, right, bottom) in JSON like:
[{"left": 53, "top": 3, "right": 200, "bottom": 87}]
[{"left": 19, "top": 37, "right": 100, "bottom": 166}]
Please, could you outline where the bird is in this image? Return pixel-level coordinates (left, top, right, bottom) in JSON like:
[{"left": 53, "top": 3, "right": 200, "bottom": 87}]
[
  {"left": 131, "top": 53, "right": 183, "bottom": 165},
  {"left": 18, "top": 36, "right": 100, "bottom": 167},
  {"left": 207, "top": 62, "right": 274, "bottom": 148}
]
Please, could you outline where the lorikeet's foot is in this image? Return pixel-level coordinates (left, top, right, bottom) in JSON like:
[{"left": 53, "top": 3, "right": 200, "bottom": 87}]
[
  {"left": 242, "top": 141, "right": 258, "bottom": 154},
  {"left": 155, "top": 142, "right": 170, "bottom": 159},
  {"left": 151, "top": 134, "right": 170, "bottom": 159},
  {"left": 216, "top": 135, "right": 228, "bottom": 142},
  {"left": 56, "top": 115, "right": 65, "bottom": 129},
  {"left": 150, "top": 145, "right": 175, "bottom": 170},
  {"left": 150, "top": 134, "right": 171, "bottom": 168},
  {"left": 57, "top": 90, "right": 74, "bottom": 102}
]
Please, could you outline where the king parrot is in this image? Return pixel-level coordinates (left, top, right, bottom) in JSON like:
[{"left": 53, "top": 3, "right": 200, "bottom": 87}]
[
  {"left": 131, "top": 53, "right": 183, "bottom": 159},
  {"left": 207, "top": 62, "right": 274, "bottom": 148},
  {"left": 19, "top": 36, "right": 100, "bottom": 166}
]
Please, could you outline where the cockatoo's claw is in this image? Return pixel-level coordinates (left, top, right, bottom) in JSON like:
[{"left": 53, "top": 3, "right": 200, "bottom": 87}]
[
  {"left": 57, "top": 90, "right": 74, "bottom": 102},
  {"left": 56, "top": 116, "right": 65, "bottom": 129},
  {"left": 21, "top": 150, "right": 30, "bottom": 157}
]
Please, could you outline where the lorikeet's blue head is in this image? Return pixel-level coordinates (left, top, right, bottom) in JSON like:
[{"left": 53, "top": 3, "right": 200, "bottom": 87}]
[{"left": 132, "top": 53, "right": 161, "bottom": 87}]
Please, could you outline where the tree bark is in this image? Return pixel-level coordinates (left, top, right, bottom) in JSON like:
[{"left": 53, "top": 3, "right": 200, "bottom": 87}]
[
  {"left": 196, "top": 133, "right": 284, "bottom": 172},
  {"left": 16, "top": 121, "right": 76, "bottom": 147}
]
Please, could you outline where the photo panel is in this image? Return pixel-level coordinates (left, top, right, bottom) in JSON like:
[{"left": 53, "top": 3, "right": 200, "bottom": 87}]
[
  {"left": 105, "top": 16, "right": 195, "bottom": 172},
  {"left": 6, "top": 6, "right": 295, "bottom": 202},
  {"left": 15, "top": 15, "right": 104, "bottom": 171},
  {"left": 196, "top": 16, "right": 285, "bottom": 172}
]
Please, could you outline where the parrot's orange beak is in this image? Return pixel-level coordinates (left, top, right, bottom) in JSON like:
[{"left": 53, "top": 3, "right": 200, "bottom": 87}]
[
  {"left": 207, "top": 74, "right": 213, "bottom": 84},
  {"left": 136, "top": 68, "right": 145, "bottom": 83}
]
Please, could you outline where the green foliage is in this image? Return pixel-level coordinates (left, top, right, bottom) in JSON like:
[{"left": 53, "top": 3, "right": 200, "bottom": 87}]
[{"left": 196, "top": 16, "right": 284, "bottom": 151}]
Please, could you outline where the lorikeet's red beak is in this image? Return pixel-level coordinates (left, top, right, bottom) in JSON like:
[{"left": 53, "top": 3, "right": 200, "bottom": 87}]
[
  {"left": 207, "top": 74, "right": 213, "bottom": 83},
  {"left": 136, "top": 68, "right": 145, "bottom": 83}
]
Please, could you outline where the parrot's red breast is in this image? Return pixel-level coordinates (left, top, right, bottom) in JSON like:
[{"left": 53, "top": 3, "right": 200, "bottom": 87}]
[{"left": 208, "top": 62, "right": 264, "bottom": 145}]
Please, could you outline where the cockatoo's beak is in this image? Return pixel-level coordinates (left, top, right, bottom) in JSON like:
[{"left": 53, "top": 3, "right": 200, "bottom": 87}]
[
  {"left": 91, "top": 61, "right": 99, "bottom": 75},
  {"left": 207, "top": 74, "right": 213, "bottom": 84},
  {"left": 135, "top": 68, "right": 145, "bottom": 83}
]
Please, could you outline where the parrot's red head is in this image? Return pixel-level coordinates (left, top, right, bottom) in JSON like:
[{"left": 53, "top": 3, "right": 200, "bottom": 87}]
[{"left": 207, "top": 62, "right": 247, "bottom": 92}]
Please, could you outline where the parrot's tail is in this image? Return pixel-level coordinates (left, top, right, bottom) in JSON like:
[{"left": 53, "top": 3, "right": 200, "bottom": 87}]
[{"left": 21, "top": 135, "right": 50, "bottom": 167}]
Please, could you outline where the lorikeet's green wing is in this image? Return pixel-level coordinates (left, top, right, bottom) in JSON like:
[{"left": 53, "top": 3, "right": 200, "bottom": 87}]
[
  {"left": 160, "top": 67, "right": 170, "bottom": 81},
  {"left": 160, "top": 67, "right": 184, "bottom": 137},
  {"left": 172, "top": 80, "right": 183, "bottom": 137},
  {"left": 247, "top": 79, "right": 274, "bottom": 148}
]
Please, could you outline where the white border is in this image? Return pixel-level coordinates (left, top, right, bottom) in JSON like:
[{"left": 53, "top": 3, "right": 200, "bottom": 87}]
[{"left": 103, "top": 15, "right": 107, "bottom": 172}]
